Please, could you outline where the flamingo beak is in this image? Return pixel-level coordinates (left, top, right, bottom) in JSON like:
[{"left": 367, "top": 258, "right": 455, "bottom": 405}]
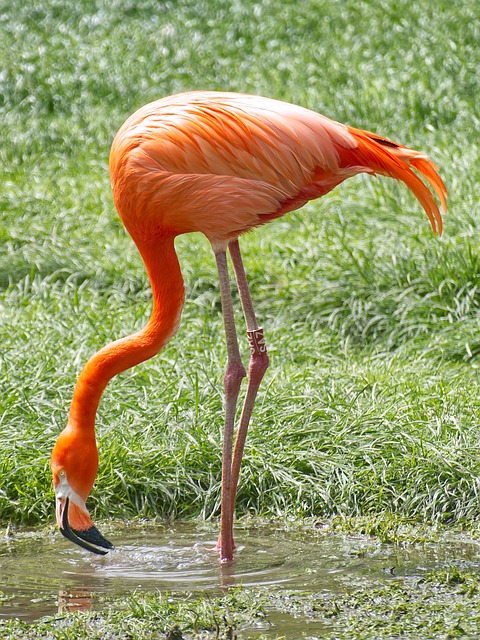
[{"left": 58, "top": 497, "right": 114, "bottom": 556}]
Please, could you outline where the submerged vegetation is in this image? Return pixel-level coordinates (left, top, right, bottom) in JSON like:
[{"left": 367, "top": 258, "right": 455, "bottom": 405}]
[
  {"left": 3, "top": 566, "right": 480, "bottom": 639},
  {"left": 1, "top": 0, "right": 479, "bottom": 529},
  {"left": 0, "top": 0, "right": 479, "bottom": 636}
]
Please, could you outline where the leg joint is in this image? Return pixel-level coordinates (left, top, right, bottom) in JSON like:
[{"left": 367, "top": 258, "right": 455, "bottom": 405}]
[{"left": 224, "top": 360, "right": 246, "bottom": 395}]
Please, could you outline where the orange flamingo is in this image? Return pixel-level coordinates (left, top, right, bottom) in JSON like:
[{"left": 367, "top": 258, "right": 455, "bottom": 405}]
[{"left": 50, "top": 91, "right": 447, "bottom": 561}]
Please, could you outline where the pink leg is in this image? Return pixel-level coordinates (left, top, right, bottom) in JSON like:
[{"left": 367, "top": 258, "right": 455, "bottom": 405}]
[
  {"left": 214, "top": 249, "right": 246, "bottom": 561},
  {"left": 228, "top": 240, "right": 269, "bottom": 513}
]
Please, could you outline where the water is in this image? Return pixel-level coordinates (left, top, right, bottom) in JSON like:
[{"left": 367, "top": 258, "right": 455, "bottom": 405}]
[{"left": 2, "top": 521, "right": 480, "bottom": 630}]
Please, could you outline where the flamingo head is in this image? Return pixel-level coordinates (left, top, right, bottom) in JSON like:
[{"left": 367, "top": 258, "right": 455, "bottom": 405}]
[{"left": 50, "top": 426, "right": 113, "bottom": 555}]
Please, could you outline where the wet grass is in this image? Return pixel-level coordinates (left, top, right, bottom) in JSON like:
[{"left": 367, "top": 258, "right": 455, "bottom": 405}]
[
  {"left": 2, "top": 567, "right": 480, "bottom": 639},
  {"left": 1, "top": 0, "right": 479, "bottom": 635}
]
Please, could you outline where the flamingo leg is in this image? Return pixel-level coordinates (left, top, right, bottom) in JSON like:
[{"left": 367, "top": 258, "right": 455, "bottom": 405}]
[
  {"left": 214, "top": 249, "right": 246, "bottom": 561},
  {"left": 228, "top": 239, "right": 269, "bottom": 516}
]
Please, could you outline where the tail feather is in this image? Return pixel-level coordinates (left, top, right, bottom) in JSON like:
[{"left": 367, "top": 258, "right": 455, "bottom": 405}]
[
  {"left": 346, "top": 127, "right": 447, "bottom": 236},
  {"left": 409, "top": 156, "right": 448, "bottom": 214}
]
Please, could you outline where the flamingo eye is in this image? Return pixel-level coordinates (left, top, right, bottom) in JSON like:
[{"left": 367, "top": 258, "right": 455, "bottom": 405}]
[{"left": 58, "top": 470, "right": 66, "bottom": 479}]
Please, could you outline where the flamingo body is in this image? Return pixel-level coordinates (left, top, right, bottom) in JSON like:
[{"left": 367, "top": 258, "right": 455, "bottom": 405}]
[
  {"left": 51, "top": 91, "right": 446, "bottom": 559},
  {"left": 110, "top": 92, "right": 444, "bottom": 247}
]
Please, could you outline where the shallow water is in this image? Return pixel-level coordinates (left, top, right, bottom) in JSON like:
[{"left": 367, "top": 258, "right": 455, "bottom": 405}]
[{"left": 2, "top": 521, "right": 480, "bottom": 634}]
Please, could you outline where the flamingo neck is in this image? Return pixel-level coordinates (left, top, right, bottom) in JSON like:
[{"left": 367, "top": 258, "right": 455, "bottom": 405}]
[{"left": 67, "top": 234, "right": 184, "bottom": 432}]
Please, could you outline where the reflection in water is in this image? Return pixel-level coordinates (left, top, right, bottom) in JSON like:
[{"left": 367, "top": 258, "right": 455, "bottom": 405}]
[
  {"left": 1, "top": 522, "right": 480, "bottom": 622},
  {"left": 57, "top": 588, "right": 92, "bottom": 614},
  {"left": 218, "top": 557, "right": 237, "bottom": 590}
]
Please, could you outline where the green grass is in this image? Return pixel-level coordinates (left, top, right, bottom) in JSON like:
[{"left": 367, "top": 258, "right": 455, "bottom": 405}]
[
  {"left": 1, "top": 0, "right": 480, "bottom": 528},
  {"left": 1, "top": 0, "right": 480, "bottom": 635}
]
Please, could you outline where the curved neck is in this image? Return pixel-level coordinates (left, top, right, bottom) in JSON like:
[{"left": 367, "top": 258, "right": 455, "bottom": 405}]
[{"left": 68, "top": 234, "right": 184, "bottom": 432}]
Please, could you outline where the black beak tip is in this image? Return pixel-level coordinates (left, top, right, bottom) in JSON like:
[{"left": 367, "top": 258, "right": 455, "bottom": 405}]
[{"left": 60, "top": 497, "right": 114, "bottom": 556}]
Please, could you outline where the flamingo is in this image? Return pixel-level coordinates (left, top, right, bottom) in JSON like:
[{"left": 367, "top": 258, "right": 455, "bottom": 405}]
[{"left": 50, "top": 91, "right": 447, "bottom": 561}]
